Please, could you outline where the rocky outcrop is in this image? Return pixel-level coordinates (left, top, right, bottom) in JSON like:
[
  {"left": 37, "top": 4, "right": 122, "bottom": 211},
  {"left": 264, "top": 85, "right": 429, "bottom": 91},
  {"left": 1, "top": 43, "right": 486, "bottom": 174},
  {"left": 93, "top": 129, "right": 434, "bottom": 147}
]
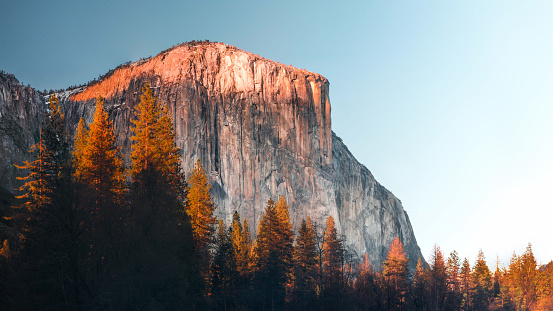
[
  {"left": 0, "top": 42, "right": 424, "bottom": 268},
  {"left": 0, "top": 73, "right": 45, "bottom": 192}
]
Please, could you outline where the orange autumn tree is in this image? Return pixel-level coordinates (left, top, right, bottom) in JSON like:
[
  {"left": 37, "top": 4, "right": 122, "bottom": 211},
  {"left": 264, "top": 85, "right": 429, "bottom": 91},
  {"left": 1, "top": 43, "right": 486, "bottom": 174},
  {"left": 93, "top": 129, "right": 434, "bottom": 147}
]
[
  {"left": 322, "top": 215, "right": 344, "bottom": 307},
  {"left": 74, "top": 96, "right": 125, "bottom": 206},
  {"left": 130, "top": 83, "right": 181, "bottom": 187},
  {"left": 229, "top": 211, "right": 252, "bottom": 282},
  {"left": 186, "top": 159, "right": 217, "bottom": 270},
  {"left": 252, "top": 196, "right": 294, "bottom": 309},
  {"left": 72, "top": 118, "right": 88, "bottom": 181},
  {"left": 382, "top": 236, "right": 409, "bottom": 310},
  {"left": 72, "top": 96, "right": 126, "bottom": 300},
  {"left": 292, "top": 217, "right": 318, "bottom": 308},
  {"left": 129, "top": 82, "right": 186, "bottom": 231},
  {"left": 125, "top": 83, "right": 199, "bottom": 307},
  {"left": 12, "top": 93, "right": 76, "bottom": 309}
]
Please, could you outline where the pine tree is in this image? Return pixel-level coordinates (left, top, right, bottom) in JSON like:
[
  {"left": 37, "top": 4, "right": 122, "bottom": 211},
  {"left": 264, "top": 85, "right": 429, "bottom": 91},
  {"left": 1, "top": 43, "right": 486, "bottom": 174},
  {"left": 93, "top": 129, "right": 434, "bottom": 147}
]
[
  {"left": 252, "top": 197, "right": 294, "bottom": 309},
  {"left": 76, "top": 96, "right": 125, "bottom": 207},
  {"left": 13, "top": 93, "right": 80, "bottom": 309},
  {"left": 292, "top": 217, "right": 318, "bottom": 309},
  {"left": 211, "top": 219, "right": 236, "bottom": 310},
  {"left": 412, "top": 258, "right": 428, "bottom": 311},
  {"left": 322, "top": 215, "right": 345, "bottom": 308},
  {"left": 382, "top": 236, "right": 409, "bottom": 311},
  {"left": 274, "top": 195, "right": 294, "bottom": 292},
  {"left": 229, "top": 211, "right": 251, "bottom": 281},
  {"left": 242, "top": 217, "right": 253, "bottom": 267},
  {"left": 229, "top": 212, "right": 253, "bottom": 307},
  {"left": 123, "top": 83, "right": 199, "bottom": 309},
  {"left": 354, "top": 253, "right": 382, "bottom": 310},
  {"left": 518, "top": 243, "right": 538, "bottom": 309},
  {"left": 186, "top": 158, "right": 217, "bottom": 277},
  {"left": 446, "top": 250, "right": 462, "bottom": 311},
  {"left": 429, "top": 244, "right": 447, "bottom": 311},
  {"left": 506, "top": 251, "right": 522, "bottom": 309},
  {"left": 460, "top": 257, "right": 472, "bottom": 311},
  {"left": 73, "top": 96, "right": 126, "bottom": 305},
  {"left": 130, "top": 82, "right": 181, "bottom": 186},
  {"left": 472, "top": 250, "right": 492, "bottom": 310},
  {"left": 72, "top": 118, "right": 88, "bottom": 181}
]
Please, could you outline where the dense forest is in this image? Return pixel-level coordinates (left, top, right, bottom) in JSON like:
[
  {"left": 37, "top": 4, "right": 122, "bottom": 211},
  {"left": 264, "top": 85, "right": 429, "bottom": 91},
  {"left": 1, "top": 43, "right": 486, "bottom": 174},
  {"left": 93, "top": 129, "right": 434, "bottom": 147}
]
[{"left": 0, "top": 83, "right": 551, "bottom": 310}]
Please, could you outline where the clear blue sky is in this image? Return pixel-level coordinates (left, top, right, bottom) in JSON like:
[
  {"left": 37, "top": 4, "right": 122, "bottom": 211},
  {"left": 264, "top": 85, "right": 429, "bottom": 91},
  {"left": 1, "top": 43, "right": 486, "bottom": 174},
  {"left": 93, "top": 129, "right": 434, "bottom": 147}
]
[{"left": 2, "top": 0, "right": 552, "bottom": 267}]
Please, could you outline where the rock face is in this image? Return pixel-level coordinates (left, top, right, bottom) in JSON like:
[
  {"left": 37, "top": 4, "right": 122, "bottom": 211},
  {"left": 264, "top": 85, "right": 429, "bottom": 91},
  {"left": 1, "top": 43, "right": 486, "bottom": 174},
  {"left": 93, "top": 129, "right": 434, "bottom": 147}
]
[
  {"left": 0, "top": 42, "right": 424, "bottom": 268},
  {"left": 0, "top": 73, "right": 45, "bottom": 192}
]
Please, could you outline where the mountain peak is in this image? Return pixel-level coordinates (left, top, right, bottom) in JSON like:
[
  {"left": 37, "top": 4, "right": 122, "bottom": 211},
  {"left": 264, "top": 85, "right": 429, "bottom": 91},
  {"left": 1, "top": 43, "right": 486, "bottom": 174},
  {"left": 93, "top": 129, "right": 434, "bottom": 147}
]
[{"left": 70, "top": 41, "right": 326, "bottom": 102}]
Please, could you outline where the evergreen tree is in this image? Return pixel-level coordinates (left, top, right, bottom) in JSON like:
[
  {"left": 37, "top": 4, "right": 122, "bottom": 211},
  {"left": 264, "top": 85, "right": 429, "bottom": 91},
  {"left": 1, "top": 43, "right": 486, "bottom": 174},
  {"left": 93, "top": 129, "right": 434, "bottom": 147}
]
[
  {"left": 130, "top": 82, "right": 181, "bottom": 186},
  {"left": 230, "top": 212, "right": 247, "bottom": 278},
  {"left": 506, "top": 252, "right": 522, "bottom": 309},
  {"left": 460, "top": 257, "right": 472, "bottom": 311},
  {"left": 186, "top": 159, "right": 217, "bottom": 262},
  {"left": 382, "top": 236, "right": 409, "bottom": 311},
  {"left": 354, "top": 254, "right": 383, "bottom": 310},
  {"left": 292, "top": 217, "right": 318, "bottom": 309},
  {"left": 77, "top": 96, "right": 125, "bottom": 204},
  {"left": 122, "top": 83, "right": 200, "bottom": 309},
  {"left": 274, "top": 195, "right": 294, "bottom": 293},
  {"left": 252, "top": 197, "right": 294, "bottom": 309},
  {"left": 412, "top": 258, "right": 428, "bottom": 311},
  {"left": 447, "top": 250, "right": 462, "bottom": 311},
  {"left": 73, "top": 96, "right": 126, "bottom": 307},
  {"left": 229, "top": 212, "right": 253, "bottom": 307},
  {"left": 211, "top": 219, "right": 237, "bottom": 310},
  {"left": 13, "top": 93, "right": 81, "bottom": 309},
  {"left": 322, "top": 215, "right": 345, "bottom": 309},
  {"left": 472, "top": 250, "right": 492, "bottom": 311},
  {"left": 72, "top": 118, "right": 88, "bottom": 181},
  {"left": 518, "top": 243, "right": 538, "bottom": 310},
  {"left": 429, "top": 244, "right": 447, "bottom": 311},
  {"left": 536, "top": 261, "right": 553, "bottom": 310},
  {"left": 242, "top": 217, "right": 253, "bottom": 269}
]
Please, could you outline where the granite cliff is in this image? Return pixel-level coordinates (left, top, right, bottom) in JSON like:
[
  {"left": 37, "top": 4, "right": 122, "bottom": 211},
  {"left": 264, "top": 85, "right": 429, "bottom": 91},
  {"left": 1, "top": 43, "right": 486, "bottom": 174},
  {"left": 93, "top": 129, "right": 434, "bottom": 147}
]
[{"left": 0, "top": 42, "right": 424, "bottom": 268}]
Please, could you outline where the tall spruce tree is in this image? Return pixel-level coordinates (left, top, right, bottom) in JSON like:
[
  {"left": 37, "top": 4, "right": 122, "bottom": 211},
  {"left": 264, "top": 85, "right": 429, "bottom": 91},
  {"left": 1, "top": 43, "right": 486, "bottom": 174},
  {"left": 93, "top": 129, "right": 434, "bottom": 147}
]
[
  {"left": 322, "top": 215, "right": 344, "bottom": 308},
  {"left": 75, "top": 96, "right": 125, "bottom": 207},
  {"left": 518, "top": 244, "right": 538, "bottom": 309},
  {"left": 72, "top": 118, "right": 88, "bottom": 181},
  {"left": 354, "top": 254, "right": 382, "bottom": 310},
  {"left": 429, "top": 244, "right": 447, "bottom": 311},
  {"left": 72, "top": 96, "right": 126, "bottom": 307},
  {"left": 186, "top": 158, "right": 217, "bottom": 288},
  {"left": 447, "top": 250, "right": 462, "bottom": 311},
  {"left": 382, "top": 236, "right": 409, "bottom": 311},
  {"left": 230, "top": 211, "right": 252, "bottom": 282},
  {"left": 252, "top": 197, "right": 294, "bottom": 309},
  {"left": 460, "top": 257, "right": 472, "bottom": 311},
  {"left": 472, "top": 250, "right": 492, "bottom": 310},
  {"left": 412, "top": 258, "right": 428, "bottom": 311},
  {"left": 13, "top": 93, "right": 80, "bottom": 309},
  {"left": 124, "top": 82, "right": 199, "bottom": 309},
  {"left": 292, "top": 217, "right": 318, "bottom": 309},
  {"left": 229, "top": 211, "right": 253, "bottom": 307},
  {"left": 211, "top": 219, "right": 237, "bottom": 310}
]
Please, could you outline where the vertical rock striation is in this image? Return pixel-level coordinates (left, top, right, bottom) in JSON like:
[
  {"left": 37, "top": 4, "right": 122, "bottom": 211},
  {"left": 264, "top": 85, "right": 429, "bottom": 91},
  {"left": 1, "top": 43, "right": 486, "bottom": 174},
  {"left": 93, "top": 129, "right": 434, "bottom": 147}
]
[
  {"left": 0, "top": 73, "right": 45, "bottom": 192},
  {"left": 1, "top": 42, "right": 425, "bottom": 268}
]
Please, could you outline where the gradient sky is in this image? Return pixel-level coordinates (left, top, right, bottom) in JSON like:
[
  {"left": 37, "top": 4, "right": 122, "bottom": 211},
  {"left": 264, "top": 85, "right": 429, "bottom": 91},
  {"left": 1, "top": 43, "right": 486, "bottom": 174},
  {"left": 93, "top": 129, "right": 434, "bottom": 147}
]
[{"left": 2, "top": 1, "right": 552, "bottom": 267}]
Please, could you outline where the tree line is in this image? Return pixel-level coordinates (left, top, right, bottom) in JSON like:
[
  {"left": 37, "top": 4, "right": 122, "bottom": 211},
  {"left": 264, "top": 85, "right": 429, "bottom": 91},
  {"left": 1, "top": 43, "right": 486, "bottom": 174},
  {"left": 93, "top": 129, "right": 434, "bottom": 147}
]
[{"left": 0, "top": 83, "right": 552, "bottom": 310}]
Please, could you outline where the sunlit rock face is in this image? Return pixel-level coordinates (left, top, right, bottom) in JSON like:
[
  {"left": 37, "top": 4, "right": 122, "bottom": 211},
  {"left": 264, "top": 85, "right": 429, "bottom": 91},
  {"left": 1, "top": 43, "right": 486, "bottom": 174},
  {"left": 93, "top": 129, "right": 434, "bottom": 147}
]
[
  {"left": 0, "top": 73, "right": 45, "bottom": 192},
  {"left": 1, "top": 42, "right": 425, "bottom": 268}
]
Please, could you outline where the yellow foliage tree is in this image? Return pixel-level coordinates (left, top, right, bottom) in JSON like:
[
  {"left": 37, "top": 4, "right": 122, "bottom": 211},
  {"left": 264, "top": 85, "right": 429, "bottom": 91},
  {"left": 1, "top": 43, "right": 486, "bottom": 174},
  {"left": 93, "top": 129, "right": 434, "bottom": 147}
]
[
  {"left": 186, "top": 159, "right": 217, "bottom": 261},
  {"left": 75, "top": 96, "right": 125, "bottom": 206},
  {"left": 130, "top": 82, "right": 181, "bottom": 188}
]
